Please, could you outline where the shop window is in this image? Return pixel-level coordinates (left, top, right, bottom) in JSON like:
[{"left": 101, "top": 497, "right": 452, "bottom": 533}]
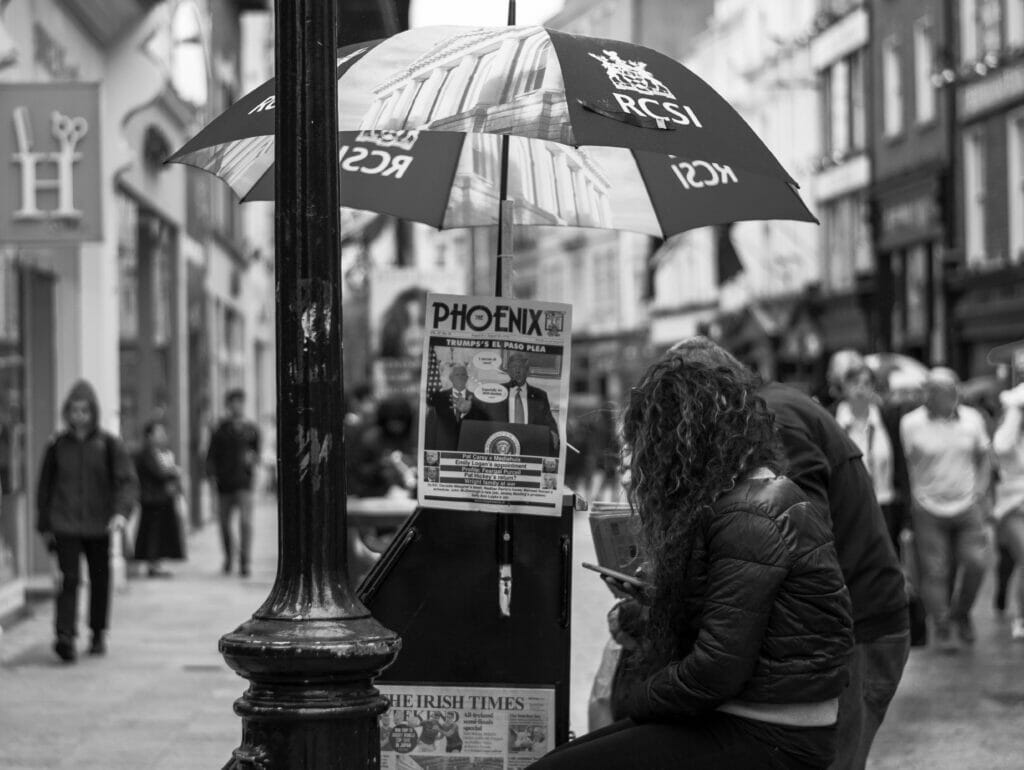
[
  {"left": 914, "top": 18, "right": 936, "bottom": 125},
  {"left": 1009, "top": 111, "right": 1024, "bottom": 262},
  {"left": 964, "top": 129, "right": 988, "bottom": 264},
  {"left": 882, "top": 36, "right": 904, "bottom": 138}
]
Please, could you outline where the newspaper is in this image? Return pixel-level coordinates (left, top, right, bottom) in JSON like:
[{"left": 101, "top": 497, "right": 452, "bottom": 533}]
[
  {"left": 417, "top": 293, "right": 572, "bottom": 517},
  {"left": 588, "top": 501, "right": 642, "bottom": 573},
  {"left": 378, "top": 684, "right": 556, "bottom": 769}
]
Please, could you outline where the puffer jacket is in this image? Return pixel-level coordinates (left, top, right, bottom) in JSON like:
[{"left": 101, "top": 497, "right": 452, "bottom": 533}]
[
  {"left": 36, "top": 380, "right": 139, "bottom": 537},
  {"left": 624, "top": 474, "right": 853, "bottom": 721}
]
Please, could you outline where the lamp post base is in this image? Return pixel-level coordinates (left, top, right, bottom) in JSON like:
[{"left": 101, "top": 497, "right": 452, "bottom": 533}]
[{"left": 220, "top": 616, "right": 401, "bottom": 770}]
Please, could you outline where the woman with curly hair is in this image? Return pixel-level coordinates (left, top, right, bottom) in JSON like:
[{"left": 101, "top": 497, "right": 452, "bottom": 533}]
[{"left": 533, "top": 346, "right": 853, "bottom": 770}]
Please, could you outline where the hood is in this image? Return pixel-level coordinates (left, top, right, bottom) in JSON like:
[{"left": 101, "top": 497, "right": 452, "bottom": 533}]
[{"left": 62, "top": 379, "right": 101, "bottom": 432}]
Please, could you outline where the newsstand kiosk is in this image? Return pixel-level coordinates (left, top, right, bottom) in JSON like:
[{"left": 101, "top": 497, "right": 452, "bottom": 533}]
[{"left": 359, "top": 491, "right": 578, "bottom": 761}]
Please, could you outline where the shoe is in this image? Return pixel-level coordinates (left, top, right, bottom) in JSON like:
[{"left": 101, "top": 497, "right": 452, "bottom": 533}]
[
  {"left": 1011, "top": 618, "right": 1024, "bottom": 641},
  {"left": 222, "top": 562, "right": 232, "bottom": 575},
  {"left": 955, "top": 617, "right": 976, "bottom": 645},
  {"left": 88, "top": 632, "right": 106, "bottom": 656},
  {"left": 933, "top": 622, "right": 958, "bottom": 653},
  {"left": 147, "top": 567, "right": 173, "bottom": 578},
  {"left": 239, "top": 565, "right": 250, "bottom": 578},
  {"left": 54, "top": 636, "right": 76, "bottom": 663}
]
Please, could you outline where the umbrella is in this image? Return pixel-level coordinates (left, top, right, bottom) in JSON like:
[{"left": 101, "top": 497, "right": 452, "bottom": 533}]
[
  {"left": 171, "top": 128, "right": 814, "bottom": 239},
  {"left": 169, "top": 25, "right": 804, "bottom": 188}
]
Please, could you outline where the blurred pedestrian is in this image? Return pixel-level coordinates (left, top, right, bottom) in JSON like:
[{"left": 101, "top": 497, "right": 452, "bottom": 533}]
[
  {"left": 900, "top": 367, "right": 992, "bottom": 651},
  {"left": 133, "top": 420, "right": 185, "bottom": 578},
  {"left": 835, "top": 365, "right": 901, "bottom": 546},
  {"left": 993, "top": 382, "right": 1024, "bottom": 640},
  {"left": 536, "top": 347, "right": 853, "bottom": 770},
  {"left": 36, "top": 380, "right": 138, "bottom": 661},
  {"left": 206, "top": 388, "right": 261, "bottom": 577},
  {"left": 348, "top": 395, "right": 417, "bottom": 498},
  {"left": 586, "top": 402, "right": 621, "bottom": 502},
  {"left": 669, "top": 338, "right": 909, "bottom": 770}
]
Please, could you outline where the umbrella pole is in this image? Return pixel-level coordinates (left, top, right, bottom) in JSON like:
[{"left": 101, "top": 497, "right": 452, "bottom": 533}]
[
  {"left": 491, "top": 0, "right": 519, "bottom": 619},
  {"left": 218, "top": 2, "right": 399, "bottom": 768}
]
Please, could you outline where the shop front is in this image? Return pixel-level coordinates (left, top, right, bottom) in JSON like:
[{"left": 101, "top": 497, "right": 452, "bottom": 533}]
[
  {"left": 872, "top": 173, "right": 946, "bottom": 365},
  {"left": 0, "top": 82, "right": 103, "bottom": 611}
]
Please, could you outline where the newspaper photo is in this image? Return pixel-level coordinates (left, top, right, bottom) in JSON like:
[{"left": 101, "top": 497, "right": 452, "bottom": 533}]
[
  {"left": 588, "top": 501, "right": 642, "bottom": 573},
  {"left": 378, "top": 683, "right": 556, "bottom": 770},
  {"left": 417, "top": 293, "right": 572, "bottom": 517}
]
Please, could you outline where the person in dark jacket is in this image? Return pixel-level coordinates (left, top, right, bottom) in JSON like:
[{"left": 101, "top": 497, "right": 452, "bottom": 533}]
[
  {"left": 36, "top": 380, "right": 138, "bottom": 662},
  {"left": 534, "top": 348, "right": 853, "bottom": 770},
  {"left": 205, "top": 388, "right": 260, "bottom": 576},
  {"left": 134, "top": 420, "right": 185, "bottom": 577},
  {"left": 669, "top": 338, "right": 910, "bottom": 770}
]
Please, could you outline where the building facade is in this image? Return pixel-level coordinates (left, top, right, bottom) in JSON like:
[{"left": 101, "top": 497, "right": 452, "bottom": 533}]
[
  {"left": 0, "top": 0, "right": 273, "bottom": 622},
  {"left": 948, "top": 0, "right": 1024, "bottom": 376}
]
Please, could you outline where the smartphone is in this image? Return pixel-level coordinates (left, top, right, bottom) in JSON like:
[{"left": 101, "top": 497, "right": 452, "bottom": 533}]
[{"left": 581, "top": 562, "right": 648, "bottom": 588}]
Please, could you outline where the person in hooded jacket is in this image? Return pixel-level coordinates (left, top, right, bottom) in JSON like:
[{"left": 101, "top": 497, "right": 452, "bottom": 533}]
[
  {"left": 533, "top": 348, "right": 853, "bottom": 770},
  {"left": 36, "top": 380, "right": 139, "bottom": 662}
]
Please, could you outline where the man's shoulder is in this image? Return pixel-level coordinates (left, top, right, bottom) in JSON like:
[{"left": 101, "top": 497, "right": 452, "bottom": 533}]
[{"left": 899, "top": 405, "right": 928, "bottom": 430}]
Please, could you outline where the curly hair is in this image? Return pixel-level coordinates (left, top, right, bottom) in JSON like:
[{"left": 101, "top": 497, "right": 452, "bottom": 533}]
[{"left": 621, "top": 347, "right": 784, "bottom": 662}]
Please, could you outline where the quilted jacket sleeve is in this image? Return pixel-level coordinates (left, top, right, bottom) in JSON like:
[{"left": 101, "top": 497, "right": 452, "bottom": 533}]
[{"left": 624, "top": 508, "right": 791, "bottom": 721}]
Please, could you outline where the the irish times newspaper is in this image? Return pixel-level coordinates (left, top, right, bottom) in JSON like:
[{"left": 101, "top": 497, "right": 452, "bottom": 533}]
[
  {"left": 378, "top": 684, "right": 555, "bottom": 769},
  {"left": 417, "top": 293, "right": 572, "bottom": 517}
]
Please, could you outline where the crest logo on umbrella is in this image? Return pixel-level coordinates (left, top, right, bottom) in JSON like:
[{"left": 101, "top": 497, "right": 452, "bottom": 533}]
[
  {"left": 356, "top": 129, "right": 420, "bottom": 151},
  {"left": 588, "top": 50, "right": 674, "bottom": 100}
]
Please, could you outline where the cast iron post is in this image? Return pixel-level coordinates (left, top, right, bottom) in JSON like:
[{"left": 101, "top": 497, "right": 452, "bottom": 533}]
[{"left": 219, "top": 1, "right": 400, "bottom": 768}]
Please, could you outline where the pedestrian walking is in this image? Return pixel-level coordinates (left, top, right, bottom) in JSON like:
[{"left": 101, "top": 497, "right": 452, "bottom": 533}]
[
  {"left": 835, "top": 364, "right": 899, "bottom": 543},
  {"left": 206, "top": 388, "right": 260, "bottom": 577},
  {"left": 35, "top": 380, "right": 139, "bottom": 662},
  {"left": 668, "top": 338, "right": 910, "bottom": 770},
  {"left": 535, "top": 346, "right": 853, "bottom": 769},
  {"left": 133, "top": 420, "right": 186, "bottom": 578},
  {"left": 992, "top": 382, "right": 1024, "bottom": 640},
  {"left": 900, "top": 367, "right": 992, "bottom": 650}
]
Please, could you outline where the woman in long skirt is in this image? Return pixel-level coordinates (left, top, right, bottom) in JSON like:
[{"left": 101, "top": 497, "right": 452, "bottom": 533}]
[{"left": 134, "top": 420, "right": 185, "bottom": 577}]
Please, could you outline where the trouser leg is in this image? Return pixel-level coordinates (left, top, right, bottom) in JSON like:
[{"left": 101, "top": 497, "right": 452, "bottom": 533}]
[
  {"left": 238, "top": 491, "right": 254, "bottom": 570},
  {"left": 53, "top": 536, "right": 83, "bottom": 639},
  {"left": 82, "top": 535, "right": 111, "bottom": 633},
  {"left": 911, "top": 506, "right": 953, "bottom": 623},
  {"left": 218, "top": 493, "right": 235, "bottom": 567},
  {"left": 950, "top": 507, "right": 988, "bottom": 620}
]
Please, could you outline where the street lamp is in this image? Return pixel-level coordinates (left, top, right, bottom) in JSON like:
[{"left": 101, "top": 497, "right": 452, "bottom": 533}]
[{"left": 218, "top": 2, "right": 400, "bottom": 767}]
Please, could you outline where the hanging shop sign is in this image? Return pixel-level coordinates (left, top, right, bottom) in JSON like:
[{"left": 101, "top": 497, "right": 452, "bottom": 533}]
[
  {"left": 876, "top": 179, "right": 942, "bottom": 251},
  {"left": 0, "top": 83, "right": 102, "bottom": 242}
]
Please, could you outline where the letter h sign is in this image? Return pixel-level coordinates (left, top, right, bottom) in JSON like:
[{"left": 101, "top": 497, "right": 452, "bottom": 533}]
[{"left": 12, "top": 106, "right": 88, "bottom": 221}]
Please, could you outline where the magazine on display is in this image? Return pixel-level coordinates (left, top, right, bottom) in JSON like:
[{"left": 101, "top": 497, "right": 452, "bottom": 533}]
[
  {"left": 378, "top": 683, "right": 555, "bottom": 770},
  {"left": 417, "top": 293, "right": 572, "bottom": 517},
  {"left": 588, "top": 501, "right": 641, "bottom": 574}
]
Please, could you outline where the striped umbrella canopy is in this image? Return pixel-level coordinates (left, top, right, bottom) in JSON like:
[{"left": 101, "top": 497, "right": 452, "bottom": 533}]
[
  {"left": 186, "top": 128, "right": 812, "bottom": 239},
  {"left": 169, "top": 25, "right": 809, "bottom": 192}
]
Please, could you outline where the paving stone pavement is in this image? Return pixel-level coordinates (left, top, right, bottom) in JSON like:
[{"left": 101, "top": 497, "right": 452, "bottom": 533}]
[{"left": 2, "top": 492, "right": 1022, "bottom": 768}]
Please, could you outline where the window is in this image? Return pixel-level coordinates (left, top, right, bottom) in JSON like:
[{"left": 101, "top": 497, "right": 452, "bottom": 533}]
[
  {"left": 964, "top": 129, "right": 988, "bottom": 263},
  {"left": 914, "top": 18, "right": 936, "bottom": 124},
  {"left": 882, "top": 36, "right": 903, "bottom": 138},
  {"left": 822, "top": 50, "right": 867, "bottom": 157},
  {"left": 961, "top": 0, "right": 979, "bottom": 63},
  {"left": 979, "top": 0, "right": 1003, "bottom": 53},
  {"left": 822, "top": 193, "right": 870, "bottom": 292},
  {"left": 1009, "top": 111, "right": 1024, "bottom": 262},
  {"left": 1009, "top": 0, "right": 1024, "bottom": 47}
]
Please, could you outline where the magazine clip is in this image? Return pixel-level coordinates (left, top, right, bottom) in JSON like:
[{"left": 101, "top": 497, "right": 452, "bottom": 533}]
[{"left": 498, "top": 514, "right": 514, "bottom": 617}]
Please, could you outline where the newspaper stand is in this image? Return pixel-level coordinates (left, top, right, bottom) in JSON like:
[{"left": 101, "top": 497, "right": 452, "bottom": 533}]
[{"left": 358, "top": 493, "right": 577, "bottom": 751}]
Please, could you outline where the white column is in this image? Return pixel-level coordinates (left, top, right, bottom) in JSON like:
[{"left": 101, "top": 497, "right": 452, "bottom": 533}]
[
  {"left": 435, "top": 55, "right": 479, "bottom": 116},
  {"left": 475, "top": 36, "right": 522, "bottom": 105},
  {"left": 407, "top": 67, "right": 449, "bottom": 125}
]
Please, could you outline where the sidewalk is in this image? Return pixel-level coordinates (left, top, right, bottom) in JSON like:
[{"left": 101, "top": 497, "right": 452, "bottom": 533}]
[
  {"left": 3, "top": 494, "right": 1021, "bottom": 768},
  {"left": 0, "top": 495, "right": 280, "bottom": 770}
]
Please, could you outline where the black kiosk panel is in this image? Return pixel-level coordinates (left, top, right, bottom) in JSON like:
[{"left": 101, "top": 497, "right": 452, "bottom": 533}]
[{"left": 359, "top": 498, "right": 575, "bottom": 747}]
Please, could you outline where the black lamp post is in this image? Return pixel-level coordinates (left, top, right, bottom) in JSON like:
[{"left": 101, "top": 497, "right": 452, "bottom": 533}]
[{"left": 219, "top": 1, "right": 400, "bottom": 767}]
